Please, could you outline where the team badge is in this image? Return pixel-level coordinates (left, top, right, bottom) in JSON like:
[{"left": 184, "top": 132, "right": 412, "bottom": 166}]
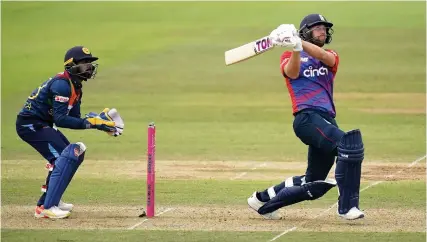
[{"left": 82, "top": 47, "right": 91, "bottom": 54}]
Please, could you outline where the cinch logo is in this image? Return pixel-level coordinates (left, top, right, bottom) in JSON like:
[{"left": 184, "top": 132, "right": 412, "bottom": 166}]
[{"left": 303, "top": 66, "right": 328, "bottom": 77}]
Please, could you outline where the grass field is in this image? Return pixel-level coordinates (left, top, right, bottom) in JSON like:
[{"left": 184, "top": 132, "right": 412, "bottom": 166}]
[{"left": 1, "top": 1, "right": 426, "bottom": 242}]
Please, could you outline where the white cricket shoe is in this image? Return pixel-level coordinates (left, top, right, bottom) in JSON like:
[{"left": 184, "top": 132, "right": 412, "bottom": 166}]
[
  {"left": 247, "top": 192, "right": 282, "bottom": 220},
  {"left": 58, "top": 200, "right": 74, "bottom": 212},
  {"left": 339, "top": 207, "right": 364, "bottom": 220},
  {"left": 34, "top": 205, "right": 71, "bottom": 219}
]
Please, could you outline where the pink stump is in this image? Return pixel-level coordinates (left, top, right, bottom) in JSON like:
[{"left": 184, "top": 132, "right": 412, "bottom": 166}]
[{"left": 147, "top": 122, "right": 156, "bottom": 218}]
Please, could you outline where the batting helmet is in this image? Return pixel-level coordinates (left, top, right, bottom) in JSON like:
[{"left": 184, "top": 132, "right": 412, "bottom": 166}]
[{"left": 299, "top": 14, "right": 334, "bottom": 45}]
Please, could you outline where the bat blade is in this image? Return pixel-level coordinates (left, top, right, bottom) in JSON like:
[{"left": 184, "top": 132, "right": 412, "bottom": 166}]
[{"left": 225, "top": 36, "right": 274, "bottom": 66}]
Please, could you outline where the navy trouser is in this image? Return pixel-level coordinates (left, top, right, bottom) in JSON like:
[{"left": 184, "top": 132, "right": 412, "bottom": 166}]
[
  {"left": 16, "top": 116, "right": 70, "bottom": 206},
  {"left": 293, "top": 109, "right": 345, "bottom": 182}
]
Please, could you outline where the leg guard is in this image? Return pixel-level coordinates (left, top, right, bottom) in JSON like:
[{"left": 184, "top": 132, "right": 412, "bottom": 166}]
[
  {"left": 258, "top": 175, "right": 305, "bottom": 202},
  {"left": 44, "top": 142, "right": 86, "bottom": 209},
  {"left": 39, "top": 153, "right": 85, "bottom": 206},
  {"left": 64, "top": 152, "right": 85, "bottom": 187},
  {"left": 258, "top": 179, "right": 336, "bottom": 214},
  {"left": 335, "top": 129, "right": 364, "bottom": 215}
]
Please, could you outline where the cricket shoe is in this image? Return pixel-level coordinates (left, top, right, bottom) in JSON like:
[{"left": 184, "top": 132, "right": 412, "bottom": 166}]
[
  {"left": 338, "top": 207, "right": 364, "bottom": 220},
  {"left": 34, "top": 205, "right": 71, "bottom": 219},
  {"left": 58, "top": 200, "right": 74, "bottom": 212},
  {"left": 247, "top": 192, "right": 281, "bottom": 220}
]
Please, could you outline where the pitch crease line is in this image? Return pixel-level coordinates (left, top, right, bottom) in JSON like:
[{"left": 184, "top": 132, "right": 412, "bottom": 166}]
[
  {"left": 230, "top": 162, "right": 267, "bottom": 180},
  {"left": 128, "top": 208, "right": 174, "bottom": 230},
  {"left": 268, "top": 155, "right": 426, "bottom": 242}
]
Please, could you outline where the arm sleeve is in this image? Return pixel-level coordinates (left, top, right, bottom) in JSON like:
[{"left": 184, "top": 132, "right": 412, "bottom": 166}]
[
  {"left": 279, "top": 51, "right": 293, "bottom": 77},
  {"left": 325, "top": 49, "right": 339, "bottom": 74},
  {"left": 68, "top": 91, "right": 82, "bottom": 118},
  {"left": 50, "top": 80, "right": 88, "bottom": 129}
]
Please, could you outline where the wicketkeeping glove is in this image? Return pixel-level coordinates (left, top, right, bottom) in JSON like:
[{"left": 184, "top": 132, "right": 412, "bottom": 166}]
[
  {"left": 84, "top": 111, "right": 116, "bottom": 133},
  {"left": 99, "top": 108, "right": 124, "bottom": 137}
]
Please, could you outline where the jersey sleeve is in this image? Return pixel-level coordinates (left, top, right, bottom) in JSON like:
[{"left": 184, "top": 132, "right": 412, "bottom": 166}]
[
  {"left": 325, "top": 49, "right": 339, "bottom": 74},
  {"left": 279, "top": 51, "right": 293, "bottom": 77},
  {"left": 68, "top": 91, "right": 82, "bottom": 118},
  {"left": 50, "top": 79, "right": 87, "bottom": 129}
]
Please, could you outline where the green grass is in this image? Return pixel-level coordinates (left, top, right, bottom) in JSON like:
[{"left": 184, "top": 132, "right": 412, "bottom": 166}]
[
  {"left": 1, "top": 1, "right": 425, "bottom": 161},
  {"left": 1, "top": 2, "right": 425, "bottom": 242},
  {"left": 2, "top": 178, "right": 425, "bottom": 209},
  {"left": 1, "top": 230, "right": 425, "bottom": 242}
]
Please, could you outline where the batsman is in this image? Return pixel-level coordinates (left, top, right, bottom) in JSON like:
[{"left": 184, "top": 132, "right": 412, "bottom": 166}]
[
  {"left": 16, "top": 46, "right": 124, "bottom": 219},
  {"left": 248, "top": 14, "right": 365, "bottom": 220}
]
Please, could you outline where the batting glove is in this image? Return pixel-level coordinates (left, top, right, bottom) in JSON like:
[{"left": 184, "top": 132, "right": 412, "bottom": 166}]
[
  {"left": 293, "top": 36, "right": 303, "bottom": 52},
  {"left": 275, "top": 24, "right": 297, "bottom": 35},
  {"left": 269, "top": 24, "right": 299, "bottom": 48}
]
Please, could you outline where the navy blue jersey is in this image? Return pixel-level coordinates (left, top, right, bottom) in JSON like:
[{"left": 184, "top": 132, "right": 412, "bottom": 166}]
[{"left": 18, "top": 71, "right": 88, "bottom": 129}]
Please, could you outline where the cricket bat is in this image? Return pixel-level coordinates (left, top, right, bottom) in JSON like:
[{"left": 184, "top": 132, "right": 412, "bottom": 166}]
[{"left": 225, "top": 36, "right": 274, "bottom": 66}]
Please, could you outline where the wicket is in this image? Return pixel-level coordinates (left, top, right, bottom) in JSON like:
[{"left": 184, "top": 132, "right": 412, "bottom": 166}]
[{"left": 147, "top": 122, "right": 156, "bottom": 218}]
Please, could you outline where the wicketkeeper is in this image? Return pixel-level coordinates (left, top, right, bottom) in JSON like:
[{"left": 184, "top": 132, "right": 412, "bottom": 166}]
[
  {"left": 248, "top": 14, "right": 365, "bottom": 220},
  {"left": 16, "top": 46, "right": 124, "bottom": 219}
]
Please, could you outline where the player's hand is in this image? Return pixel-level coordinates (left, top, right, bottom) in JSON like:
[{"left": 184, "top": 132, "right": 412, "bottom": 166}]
[
  {"left": 84, "top": 112, "right": 116, "bottom": 133},
  {"left": 293, "top": 36, "right": 303, "bottom": 52},
  {"left": 270, "top": 31, "right": 303, "bottom": 52},
  {"left": 270, "top": 30, "right": 294, "bottom": 48},
  {"left": 269, "top": 24, "right": 298, "bottom": 48},
  {"left": 99, "top": 108, "right": 124, "bottom": 137},
  {"left": 275, "top": 24, "right": 298, "bottom": 35}
]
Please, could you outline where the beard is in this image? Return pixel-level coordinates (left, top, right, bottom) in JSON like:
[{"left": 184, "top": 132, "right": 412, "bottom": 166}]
[{"left": 311, "top": 36, "right": 326, "bottom": 47}]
